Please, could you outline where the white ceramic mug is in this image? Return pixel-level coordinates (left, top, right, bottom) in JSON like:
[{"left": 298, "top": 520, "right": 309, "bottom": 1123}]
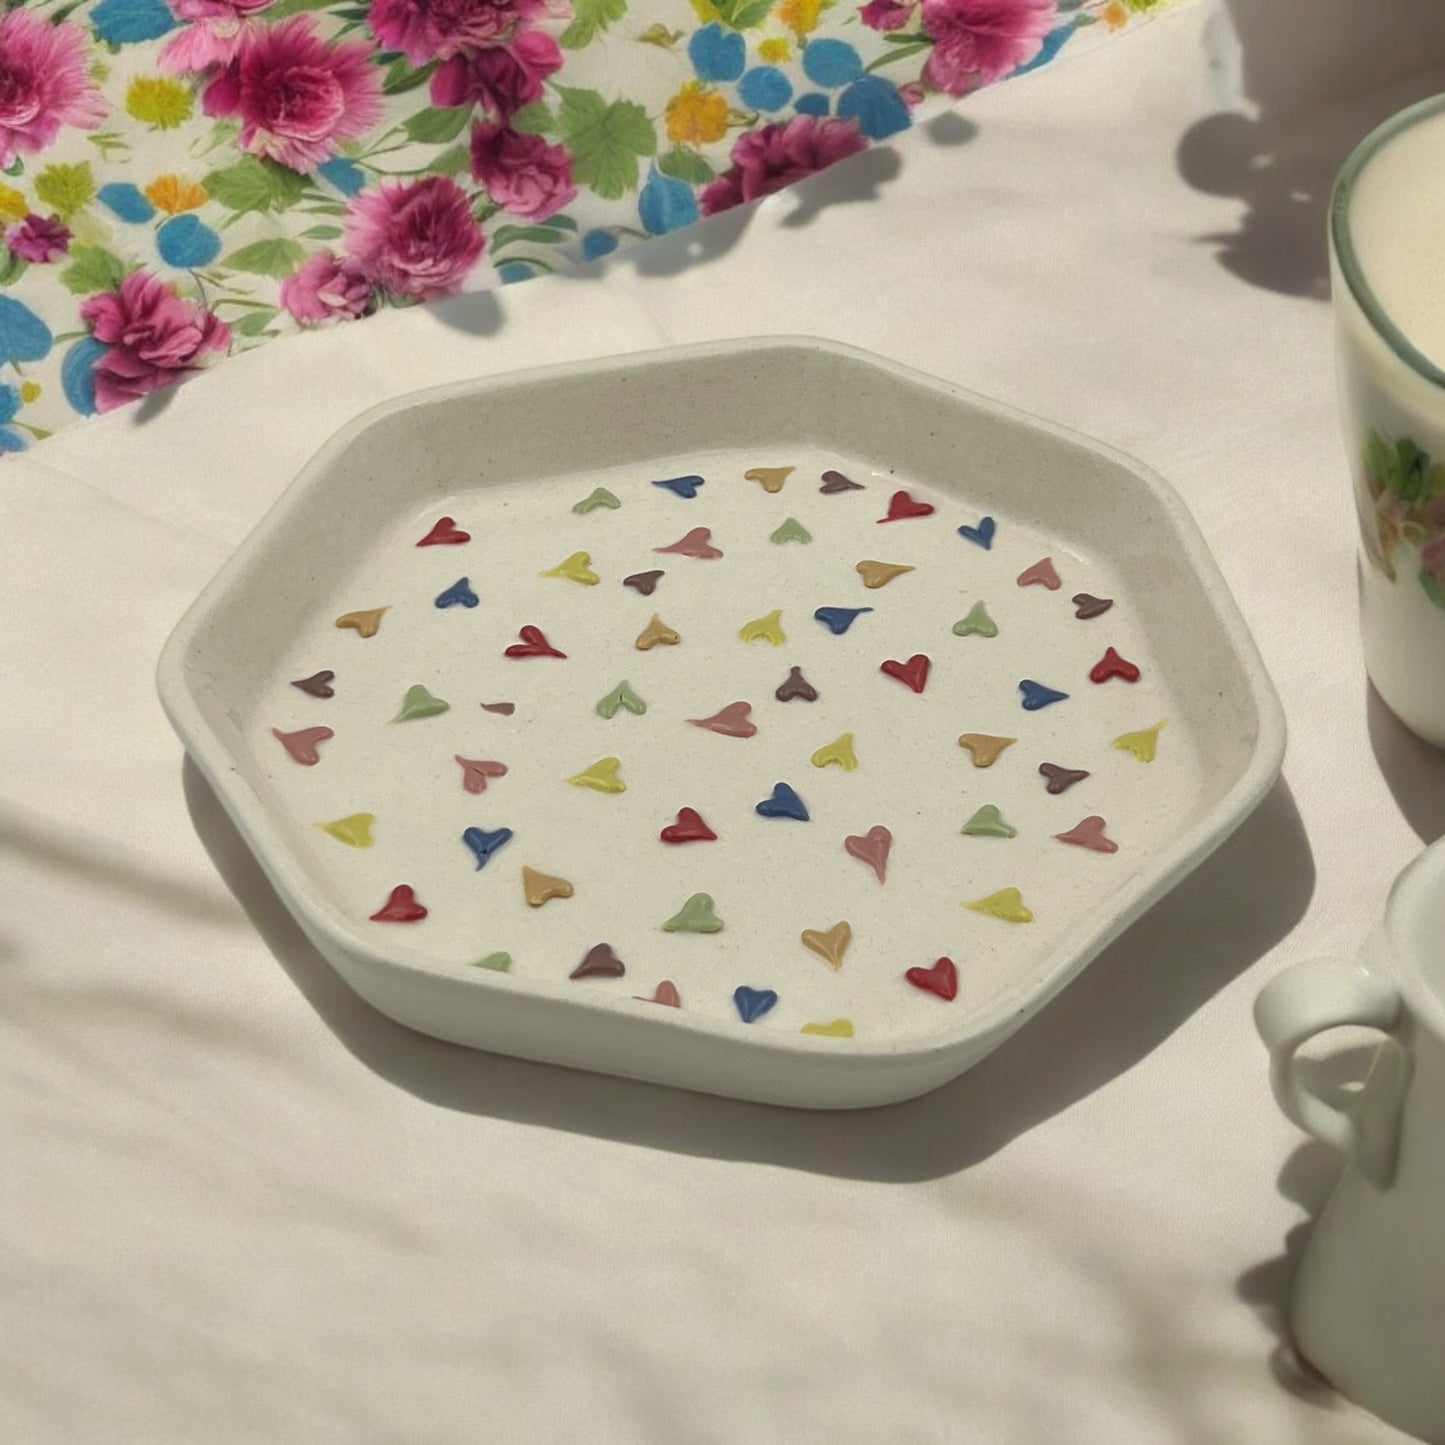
[
  {"left": 1333, "top": 94, "right": 1445, "bottom": 747},
  {"left": 1255, "top": 841, "right": 1445, "bottom": 1442}
]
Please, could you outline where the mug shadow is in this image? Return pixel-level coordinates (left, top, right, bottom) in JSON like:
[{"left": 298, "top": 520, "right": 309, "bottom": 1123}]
[
  {"left": 185, "top": 760, "right": 1312, "bottom": 1182},
  {"left": 1366, "top": 680, "right": 1445, "bottom": 842},
  {"left": 1236, "top": 1042, "right": 1388, "bottom": 1413},
  {"left": 1175, "top": 0, "right": 1445, "bottom": 299}
]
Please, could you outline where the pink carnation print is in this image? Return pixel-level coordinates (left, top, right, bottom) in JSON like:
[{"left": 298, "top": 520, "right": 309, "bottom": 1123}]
[
  {"left": 343, "top": 177, "right": 486, "bottom": 301},
  {"left": 6, "top": 214, "right": 71, "bottom": 264},
  {"left": 160, "top": 0, "right": 277, "bottom": 72},
  {"left": 0, "top": 10, "right": 106, "bottom": 169},
  {"left": 430, "top": 30, "right": 563, "bottom": 118},
  {"left": 919, "top": 0, "right": 1056, "bottom": 95},
  {"left": 860, "top": 0, "right": 913, "bottom": 30},
  {"left": 470, "top": 122, "right": 575, "bottom": 221},
  {"left": 279, "top": 251, "right": 374, "bottom": 324},
  {"left": 79, "top": 271, "right": 230, "bottom": 413},
  {"left": 369, "top": 0, "right": 557, "bottom": 66},
  {"left": 700, "top": 115, "right": 868, "bottom": 216},
  {"left": 200, "top": 16, "right": 383, "bottom": 172}
]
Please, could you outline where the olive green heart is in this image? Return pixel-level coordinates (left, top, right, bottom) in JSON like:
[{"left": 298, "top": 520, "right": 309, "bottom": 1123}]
[
  {"left": 769, "top": 516, "right": 812, "bottom": 545},
  {"left": 596, "top": 680, "right": 647, "bottom": 718},
  {"left": 661, "top": 893, "right": 724, "bottom": 934},
  {"left": 472, "top": 952, "right": 512, "bottom": 972},
  {"left": 394, "top": 684, "right": 449, "bottom": 721},
  {"left": 961, "top": 804, "right": 1017, "bottom": 839},
  {"left": 952, "top": 602, "right": 998, "bottom": 639},
  {"left": 573, "top": 487, "right": 621, "bottom": 514}
]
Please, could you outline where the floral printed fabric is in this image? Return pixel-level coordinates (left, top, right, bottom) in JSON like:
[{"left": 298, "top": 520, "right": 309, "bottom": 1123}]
[{"left": 0, "top": 0, "right": 1175, "bottom": 444}]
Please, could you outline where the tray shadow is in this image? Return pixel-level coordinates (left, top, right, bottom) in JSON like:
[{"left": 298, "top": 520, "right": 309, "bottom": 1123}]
[{"left": 186, "top": 760, "right": 1312, "bottom": 1182}]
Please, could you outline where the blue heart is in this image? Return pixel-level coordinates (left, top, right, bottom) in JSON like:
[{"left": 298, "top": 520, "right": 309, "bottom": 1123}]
[
  {"left": 435, "top": 577, "right": 479, "bottom": 609},
  {"left": 462, "top": 826, "right": 513, "bottom": 870},
  {"left": 733, "top": 986, "right": 779, "bottom": 1024},
  {"left": 1019, "top": 679, "right": 1069, "bottom": 711},
  {"left": 652, "top": 474, "right": 704, "bottom": 499},
  {"left": 756, "top": 782, "right": 809, "bottom": 821},
  {"left": 0, "top": 296, "right": 52, "bottom": 366},
  {"left": 957, "top": 516, "right": 996, "bottom": 550},
  {"left": 813, "top": 606, "right": 873, "bottom": 635}
]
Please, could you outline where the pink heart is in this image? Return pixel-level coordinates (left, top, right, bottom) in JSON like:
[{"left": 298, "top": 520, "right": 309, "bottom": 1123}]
[
  {"left": 844, "top": 825, "right": 892, "bottom": 883},
  {"left": 1016, "top": 557, "right": 1061, "bottom": 590},
  {"left": 271, "top": 725, "right": 333, "bottom": 766},
  {"left": 654, "top": 527, "right": 723, "bottom": 559},
  {"left": 636, "top": 980, "right": 682, "bottom": 1007},
  {"left": 455, "top": 756, "right": 508, "bottom": 794},
  {"left": 1055, "top": 815, "right": 1118, "bottom": 854},
  {"left": 878, "top": 489, "right": 935, "bottom": 522},
  {"left": 687, "top": 701, "right": 756, "bottom": 737}
]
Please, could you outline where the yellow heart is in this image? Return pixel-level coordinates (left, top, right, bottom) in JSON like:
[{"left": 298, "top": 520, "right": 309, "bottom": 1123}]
[
  {"left": 1113, "top": 718, "right": 1167, "bottom": 762},
  {"left": 811, "top": 732, "right": 858, "bottom": 771},
  {"left": 964, "top": 887, "right": 1033, "bottom": 923},
  {"left": 316, "top": 813, "right": 375, "bottom": 848},
  {"left": 334, "top": 607, "right": 388, "bottom": 638},
  {"left": 541, "top": 550, "right": 600, "bottom": 585},
  {"left": 568, "top": 757, "right": 625, "bottom": 793},
  {"left": 738, "top": 608, "right": 786, "bottom": 645},
  {"left": 522, "top": 866, "right": 574, "bottom": 907},
  {"left": 801, "top": 921, "right": 852, "bottom": 969},
  {"left": 956, "top": 733, "right": 1016, "bottom": 768},
  {"left": 744, "top": 465, "right": 793, "bottom": 493},
  {"left": 855, "top": 560, "right": 914, "bottom": 589},
  {"left": 801, "top": 1018, "right": 854, "bottom": 1038},
  {"left": 635, "top": 613, "right": 681, "bottom": 650}
]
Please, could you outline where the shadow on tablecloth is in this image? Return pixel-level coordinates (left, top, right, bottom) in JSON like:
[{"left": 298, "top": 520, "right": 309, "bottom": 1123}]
[
  {"left": 185, "top": 758, "right": 1313, "bottom": 1182},
  {"left": 1176, "top": 0, "right": 1445, "bottom": 299}
]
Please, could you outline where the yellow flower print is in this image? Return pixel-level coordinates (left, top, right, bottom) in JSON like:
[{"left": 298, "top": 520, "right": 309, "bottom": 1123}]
[
  {"left": 0, "top": 184, "right": 27, "bottom": 222},
  {"left": 145, "top": 174, "right": 208, "bottom": 214},
  {"left": 776, "top": 0, "right": 824, "bottom": 36},
  {"left": 20, "top": 381, "right": 40, "bottom": 404},
  {"left": 1101, "top": 0, "right": 1129, "bottom": 28},
  {"left": 758, "top": 37, "right": 792, "bottom": 62},
  {"left": 666, "top": 82, "right": 730, "bottom": 146},
  {"left": 126, "top": 77, "right": 193, "bottom": 130}
]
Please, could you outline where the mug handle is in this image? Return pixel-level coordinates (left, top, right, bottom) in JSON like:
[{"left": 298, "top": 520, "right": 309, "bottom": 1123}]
[{"left": 1254, "top": 957, "right": 1407, "bottom": 1188}]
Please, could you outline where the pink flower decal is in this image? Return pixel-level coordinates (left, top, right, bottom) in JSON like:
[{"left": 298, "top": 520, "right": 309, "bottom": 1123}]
[
  {"left": 279, "top": 251, "right": 375, "bottom": 324},
  {"left": 160, "top": 0, "right": 277, "bottom": 72},
  {"left": 200, "top": 16, "right": 384, "bottom": 172},
  {"left": 700, "top": 115, "right": 868, "bottom": 216},
  {"left": 0, "top": 10, "right": 106, "bottom": 168},
  {"left": 369, "top": 0, "right": 555, "bottom": 66},
  {"left": 6, "top": 214, "right": 71, "bottom": 264},
  {"left": 860, "top": 0, "right": 913, "bottom": 30},
  {"left": 470, "top": 122, "right": 576, "bottom": 220},
  {"left": 430, "top": 30, "right": 563, "bottom": 118},
  {"left": 79, "top": 271, "right": 230, "bottom": 413},
  {"left": 919, "top": 0, "right": 1056, "bottom": 94},
  {"left": 343, "top": 176, "right": 486, "bottom": 301}
]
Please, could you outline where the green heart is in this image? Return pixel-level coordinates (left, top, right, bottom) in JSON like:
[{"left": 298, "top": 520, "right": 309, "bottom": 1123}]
[
  {"left": 661, "top": 892, "right": 724, "bottom": 934},
  {"left": 573, "top": 487, "right": 621, "bottom": 514},
  {"left": 962, "top": 804, "right": 1017, "bottom": 839},
  {"left": 953, "top": 601, "right": 998, "bottom": 639},
  {"left": 393, "top": 684, "right": 449, "bottom": 721},
  {"left": 596, "top": 680, "right": 647, "bottom": 718},
  {"left": 472, "top": 951, "right": 512, "bottom": 972},
  {"left": 769, "top": 516, "right": 812, "bottom": 545}
]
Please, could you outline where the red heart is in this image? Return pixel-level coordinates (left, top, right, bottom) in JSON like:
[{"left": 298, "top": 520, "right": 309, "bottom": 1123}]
[
  {"left": 878, "top": 489, "right": 935, "bottom": 523},
  {"left": 504, "top": 625, "right": 566, "bottom": 659},
  {"left": 660, "top": 807, "right": 717, "bottom": 844},
  {"left": 905, "top": 957, "right": 958, "bottom": 1001},
  {"left": 416, "top": 516, "right": 470, "bottom": 546},
  {"left": 879, "top": 653, "right": 930, "bottom": 694},
  {"left": 1088, "top": 647, "right": 1141, "bottom": 684},
  {"left": 370, "top": 884, "right": 427, "bottom": 923}
]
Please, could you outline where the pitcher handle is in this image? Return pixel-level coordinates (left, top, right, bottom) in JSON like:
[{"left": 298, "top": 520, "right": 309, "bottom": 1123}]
[{"left": 1254, "top": 957, "right": 1407, "bottom": 1187}]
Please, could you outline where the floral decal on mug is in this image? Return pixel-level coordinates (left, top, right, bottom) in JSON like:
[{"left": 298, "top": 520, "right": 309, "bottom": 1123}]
[{"left": 1359, "top": 428, "right": 1445, "bottom": 608}]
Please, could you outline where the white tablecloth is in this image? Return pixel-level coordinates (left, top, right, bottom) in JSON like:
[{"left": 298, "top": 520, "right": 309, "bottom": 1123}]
[{"left": 7, "top": 3, "right": 1445, "bottom": 1440}]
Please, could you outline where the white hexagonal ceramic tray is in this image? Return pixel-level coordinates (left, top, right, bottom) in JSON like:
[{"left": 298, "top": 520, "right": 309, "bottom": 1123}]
[{"left": 158, "top": 337, "right": 1284, "bottom": 1108}]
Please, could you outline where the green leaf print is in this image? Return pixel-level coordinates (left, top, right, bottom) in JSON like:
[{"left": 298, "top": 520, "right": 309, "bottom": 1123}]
[
  {"left": 1421, "top": 569, "right": 1445, "bottom": 613},
  {"left": 223, "top": 237, "right": 307, "bottom": 277},
  {"left": 561, "top": 0, "right": 628, "bottom": 49},
  {"left": 34, "top": 162, "right": 97, "bottom": 217},
  {"left": 403, "top": 106, "right": 472, "bottom": 144},
  {"left": 657, "top": 146, "right": 716, "bottom": 183},
  {"left": 510, "top": 102, "right": 557, "bottom": 135},
  {"left": 712, "top": 0, "right": 777, "bottom": 28},
  {"left": 58, "top": 244, "right": 128, "bottom": 295},
  {"left": 558, "top": 89, "right": 656, "bottom": 200},
  {"left": 203, "top": 157, "right": 308, "bottom": 215}
]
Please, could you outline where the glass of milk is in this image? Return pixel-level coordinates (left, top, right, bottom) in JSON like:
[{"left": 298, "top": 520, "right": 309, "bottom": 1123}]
[{"left": 1333, "top": 95, "right": 1445, "bottom": 746}]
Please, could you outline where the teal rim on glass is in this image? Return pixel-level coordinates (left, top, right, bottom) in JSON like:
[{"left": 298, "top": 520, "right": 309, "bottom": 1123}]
[{"left": 1332, "top": 91, "right": 1445, "bottom": 390}]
